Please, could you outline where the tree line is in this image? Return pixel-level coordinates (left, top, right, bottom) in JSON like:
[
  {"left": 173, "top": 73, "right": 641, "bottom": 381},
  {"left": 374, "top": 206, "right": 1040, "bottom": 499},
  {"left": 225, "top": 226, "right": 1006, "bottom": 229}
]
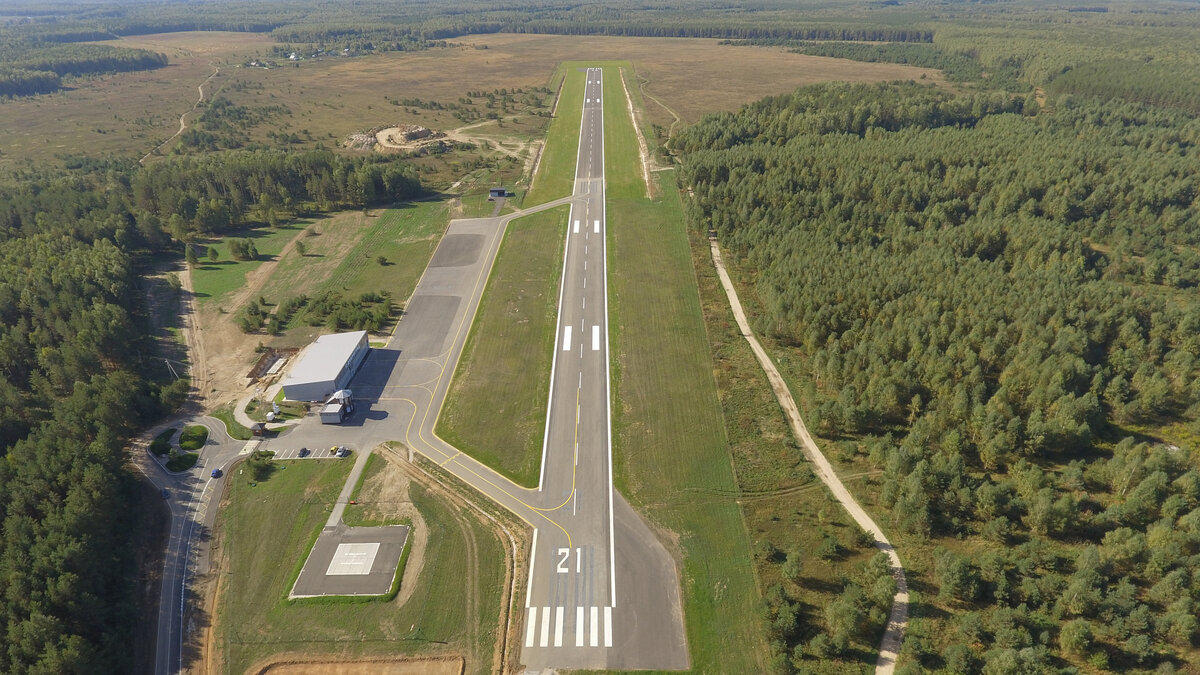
[
  {"left": 0, "top": 42, "right": 166, "bottom": 97},
  {"left": 0, "top": 148, "right": 421, "bottom": 672},
  {"left": 676, "top": 81, "right": 1200, "bottom": 671}
]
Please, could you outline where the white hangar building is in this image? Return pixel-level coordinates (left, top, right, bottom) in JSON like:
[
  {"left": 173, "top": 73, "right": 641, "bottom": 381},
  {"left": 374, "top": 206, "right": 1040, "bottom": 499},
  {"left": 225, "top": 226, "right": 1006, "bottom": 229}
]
[{"left": 281, "top": 330, "right": 370, "bottom": 402}]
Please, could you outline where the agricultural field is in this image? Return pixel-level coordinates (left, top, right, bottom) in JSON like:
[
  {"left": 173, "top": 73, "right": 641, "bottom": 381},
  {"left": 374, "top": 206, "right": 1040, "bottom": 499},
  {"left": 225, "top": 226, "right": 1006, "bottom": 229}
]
[{"left": 210, "top": 454, "right": 506, "bottom": 675}]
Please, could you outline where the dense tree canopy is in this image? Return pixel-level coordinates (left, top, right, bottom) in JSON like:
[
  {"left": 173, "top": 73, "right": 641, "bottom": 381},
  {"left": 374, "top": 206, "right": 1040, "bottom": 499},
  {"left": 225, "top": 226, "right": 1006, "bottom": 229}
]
[
  {"left": 0, "top": 147, "right": 420, "bottom": 672},
  {"left": 676, "top": 81, "right": 1200, "bottom": 671}
]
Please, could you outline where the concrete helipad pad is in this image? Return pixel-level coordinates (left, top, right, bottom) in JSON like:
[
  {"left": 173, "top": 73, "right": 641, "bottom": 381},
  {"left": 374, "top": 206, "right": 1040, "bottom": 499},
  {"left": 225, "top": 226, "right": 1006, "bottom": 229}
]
[
  {"left": 290, "top": 523, "right": 409, "bottom": 598},
  {"left": 326, "top": 542, "right": 380, "bottom": 575}
]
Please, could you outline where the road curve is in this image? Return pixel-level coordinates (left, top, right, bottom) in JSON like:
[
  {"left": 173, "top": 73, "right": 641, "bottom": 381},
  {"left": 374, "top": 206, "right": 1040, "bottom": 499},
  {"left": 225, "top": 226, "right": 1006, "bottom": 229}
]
[{"left": 708, "top": 238, "right": 909, "bottom": 674}]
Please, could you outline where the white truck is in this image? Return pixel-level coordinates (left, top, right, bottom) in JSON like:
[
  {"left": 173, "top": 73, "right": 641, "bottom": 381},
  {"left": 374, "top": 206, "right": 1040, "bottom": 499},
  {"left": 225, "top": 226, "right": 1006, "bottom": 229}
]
[{"left": 319, "top": 389, "right": 354, "bottom": 424}]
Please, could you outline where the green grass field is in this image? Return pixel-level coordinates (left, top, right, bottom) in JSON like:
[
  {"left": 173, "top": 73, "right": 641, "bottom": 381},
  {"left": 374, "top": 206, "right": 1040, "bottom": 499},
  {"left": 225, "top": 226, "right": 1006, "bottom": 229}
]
[
  {"left": 178, "top": 425, "right": 208, "bottom": 451},
  {"left": 259, "top": 201, "right": 446, "bottom": 313},
  {"left": 211, "top": 403, "right": 252, "bottom": 441},
  {"left": 523, "top": 64, "right": 582, "bottom": 205},
  {"left": 600, "top": 64, "right": 769, "bottom": 672},
  {"left": 437, "top": 205, "right": 570, "bottom": 488},
  {"left": 214, "top": 458, "right": 505, "bottom": 674},
  {"left": 190, "top": 224, "right": 307, "bottom": 304}
]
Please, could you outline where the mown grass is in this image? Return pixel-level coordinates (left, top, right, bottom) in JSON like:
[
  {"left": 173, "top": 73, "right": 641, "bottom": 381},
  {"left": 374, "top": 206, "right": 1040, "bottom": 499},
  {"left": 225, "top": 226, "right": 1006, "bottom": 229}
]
[
  {"left": 178, "top": 424, "right": 208, "bottom": 451},
  {"left": 166, "top": 452, "right": 199, "bottom": 472},
  {"left": 523, "top": 64, "right": 582, "bottom": 205},
  {"left": 190, "top": 223, "right": 307, "bottom": 305},
  {"left": 600, "top": 64, "right": 769, "bottom": 672},
  {"left": 211, "top": 403, "right": 252, "bottom": 441},
  {"left": 437, "top": 205, "right": 570, "bottom": 488},
  {"left": 214, "top": 458, "right": 505, "bottom": 675},
  {"left": 229, "top": 201, "right": 448, "bottom": 349}
]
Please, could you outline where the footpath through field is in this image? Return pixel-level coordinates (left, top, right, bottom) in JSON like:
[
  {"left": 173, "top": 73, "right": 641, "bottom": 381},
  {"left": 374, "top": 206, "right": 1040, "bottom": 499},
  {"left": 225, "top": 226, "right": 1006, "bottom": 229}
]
[{"left": 708, "top": 237, "right": 910, "bottom": 674}]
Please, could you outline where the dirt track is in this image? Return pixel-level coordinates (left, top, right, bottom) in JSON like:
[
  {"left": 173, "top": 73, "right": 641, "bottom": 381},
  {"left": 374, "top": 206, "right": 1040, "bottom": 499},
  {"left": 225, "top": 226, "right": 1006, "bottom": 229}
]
[{"left": 708, "top": 237, "right": 910, "bottom": 674}]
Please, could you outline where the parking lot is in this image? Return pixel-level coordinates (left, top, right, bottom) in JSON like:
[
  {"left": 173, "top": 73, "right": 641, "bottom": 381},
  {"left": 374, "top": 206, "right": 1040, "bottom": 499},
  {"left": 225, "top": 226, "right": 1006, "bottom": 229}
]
[{"left": 270, "top": 445, "right": 354, "bottom": 461}]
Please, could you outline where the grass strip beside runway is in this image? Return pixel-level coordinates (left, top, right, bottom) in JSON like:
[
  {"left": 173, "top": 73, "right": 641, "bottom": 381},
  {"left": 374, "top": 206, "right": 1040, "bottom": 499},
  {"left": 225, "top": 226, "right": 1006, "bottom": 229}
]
[
  {"left": 523, "top": 64, "right": 586, "bottom": 205},
  {"left": 438, "top": 206, "right": 571, "bottom": 488},
  {"left": 602, "top": 66, "right": 769, "bottom": 672}
]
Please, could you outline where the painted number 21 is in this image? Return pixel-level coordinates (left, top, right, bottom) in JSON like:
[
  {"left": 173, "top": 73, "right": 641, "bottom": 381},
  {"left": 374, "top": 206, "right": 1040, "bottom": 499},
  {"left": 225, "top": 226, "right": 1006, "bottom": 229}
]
[{"left": 556, "top": 547, "right": 582, "bottom": 573}]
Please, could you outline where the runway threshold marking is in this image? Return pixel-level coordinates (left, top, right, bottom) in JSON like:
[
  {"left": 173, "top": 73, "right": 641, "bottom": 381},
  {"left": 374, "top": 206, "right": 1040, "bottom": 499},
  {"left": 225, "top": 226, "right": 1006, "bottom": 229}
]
[
  {"left": 590, "top": 606, "right": 599, "bottom": 647},
  {"left": 554, "top": 607, "right": 564, "bottom": 647},
  {"left": 540, "top": 606, "right": 551, "bottom": 647},
  {"left": 576, "top": 606, "right": 585, "bottom": 646},
  {"left": 525, "top": 607, "right": 537, "bottom": 647},
  {"left": 604, "top": 606, "right": 613, "bottom": 647}
]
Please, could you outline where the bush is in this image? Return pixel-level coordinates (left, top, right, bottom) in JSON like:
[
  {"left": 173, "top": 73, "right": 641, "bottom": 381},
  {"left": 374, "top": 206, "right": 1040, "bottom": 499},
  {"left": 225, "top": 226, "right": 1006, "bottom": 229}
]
[{"left": 150, "top": 428, "right": 176, "bottom": 456}]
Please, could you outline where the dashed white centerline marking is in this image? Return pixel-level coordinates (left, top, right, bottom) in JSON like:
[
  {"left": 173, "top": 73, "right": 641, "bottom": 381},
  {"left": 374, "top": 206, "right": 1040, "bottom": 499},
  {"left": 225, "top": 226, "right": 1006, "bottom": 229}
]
[
  {"left": 592, "top": 325, "right": 600, "bottom": 351},
  {"left": 540, "top": 606, "right": 551, "bottom": 647},
  {"left": 562, "top": 325, "right": 572, "bottom": 351},
  {"left": 554, "top": 607, "right": 564, "bottom": 647},
  {"left": 576, "top": 606, "right": 584, "bottom": 646},
  {"left": 525, "top": 607, "right": 537, "bottom": 647},
  {"left": 604, "top": 606, "right": 613, "bottom": 647},
  {"left": 590, "top": 606, "right": 599, "bottom": 647}
]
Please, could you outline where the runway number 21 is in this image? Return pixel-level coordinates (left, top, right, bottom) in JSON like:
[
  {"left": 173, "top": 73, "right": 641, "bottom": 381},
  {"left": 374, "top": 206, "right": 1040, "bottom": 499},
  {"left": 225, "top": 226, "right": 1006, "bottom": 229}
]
[{"left": 556, "top": 547, "right": 582, "bottom": 573}]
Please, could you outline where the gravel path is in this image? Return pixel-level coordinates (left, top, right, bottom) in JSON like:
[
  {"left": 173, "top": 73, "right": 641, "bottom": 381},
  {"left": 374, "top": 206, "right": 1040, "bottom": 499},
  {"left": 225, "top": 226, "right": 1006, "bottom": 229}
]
[{"left": 708, "top": 237, "right": 910, "bottom": 674}]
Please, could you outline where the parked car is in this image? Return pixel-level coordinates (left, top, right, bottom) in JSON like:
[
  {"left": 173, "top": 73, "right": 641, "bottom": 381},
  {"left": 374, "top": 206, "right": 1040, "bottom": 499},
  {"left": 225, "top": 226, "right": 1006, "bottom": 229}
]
[
  {"left": 298, "top": 447, "right": 309, "bottom": 457},
  {"left": 336, "top": 447, "right": 351, "bottom": 458},
  {"left": 160, "top": 488, "right": 169, "bottom": 500}
]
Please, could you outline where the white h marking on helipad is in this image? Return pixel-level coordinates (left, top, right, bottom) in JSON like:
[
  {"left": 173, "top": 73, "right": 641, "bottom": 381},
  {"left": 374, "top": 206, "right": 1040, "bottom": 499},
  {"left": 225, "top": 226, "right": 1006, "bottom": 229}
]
[
  {"left": 592, "top": 325, "right": 600, "bottom": 351},
  {"left": 554, "top": 607, "right": 564, "bottom": 647},
  {"left": 562, "top": 326, "right": 572, "bottom": 351},
  {"left": 525, "top": 607, "right": 537, "bottom": 647},
  {"left": 540, "top": 606, "right": 551, "bottom": 647},
  {"left": 590, "top": 606, "right": 598, "bottom": 647}
]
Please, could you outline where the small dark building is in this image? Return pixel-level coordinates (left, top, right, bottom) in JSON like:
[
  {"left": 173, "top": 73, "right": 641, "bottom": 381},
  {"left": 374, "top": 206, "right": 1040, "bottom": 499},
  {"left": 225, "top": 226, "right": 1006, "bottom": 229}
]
[
  {"left": 250, "top": 422, "right": 267, "bottom": 437},
  {"left": 489, "top": 187, "right": 509, "bottom": 199}
]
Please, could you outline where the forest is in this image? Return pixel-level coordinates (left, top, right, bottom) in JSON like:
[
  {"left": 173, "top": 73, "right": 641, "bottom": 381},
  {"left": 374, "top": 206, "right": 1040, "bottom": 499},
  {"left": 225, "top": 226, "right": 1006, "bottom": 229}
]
[
  {"left": 0, "top": 149, "right": 420, "bottom": 672},
  {"left": 0, "top": 41, "right": 166, "bottom": 97},
  {"left": 676, "top": 82, "right": 1200, "bottom": 672}
]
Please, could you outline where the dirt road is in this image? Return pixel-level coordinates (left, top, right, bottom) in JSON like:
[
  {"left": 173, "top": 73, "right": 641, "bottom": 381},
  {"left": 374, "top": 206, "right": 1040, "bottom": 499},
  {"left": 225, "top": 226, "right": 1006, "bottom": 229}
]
[{"left": 708, "top": 237, "right": 910, "bottom": 674}]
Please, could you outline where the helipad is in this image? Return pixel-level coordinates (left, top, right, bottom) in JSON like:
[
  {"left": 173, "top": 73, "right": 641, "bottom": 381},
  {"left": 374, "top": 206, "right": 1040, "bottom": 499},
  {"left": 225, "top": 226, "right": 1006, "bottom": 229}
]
[
  {"left": 290, "top": 523, "right": 409, "bottom": 598},
  {"left": 326, "top": 542, "right": 380, "bottom": 575}
]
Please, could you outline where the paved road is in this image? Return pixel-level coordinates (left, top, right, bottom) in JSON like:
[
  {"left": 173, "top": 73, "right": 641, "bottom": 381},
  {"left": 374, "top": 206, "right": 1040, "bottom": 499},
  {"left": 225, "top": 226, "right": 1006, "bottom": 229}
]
[{"left": 131, "top": 416, "right": 250, "bottom": 675}]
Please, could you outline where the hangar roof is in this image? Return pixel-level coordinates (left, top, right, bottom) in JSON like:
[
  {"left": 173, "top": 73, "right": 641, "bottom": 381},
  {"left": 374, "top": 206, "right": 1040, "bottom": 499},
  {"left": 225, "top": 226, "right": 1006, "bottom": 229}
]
[{"left": 283, "top": 330, "right": 368, "bottom": 387}]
